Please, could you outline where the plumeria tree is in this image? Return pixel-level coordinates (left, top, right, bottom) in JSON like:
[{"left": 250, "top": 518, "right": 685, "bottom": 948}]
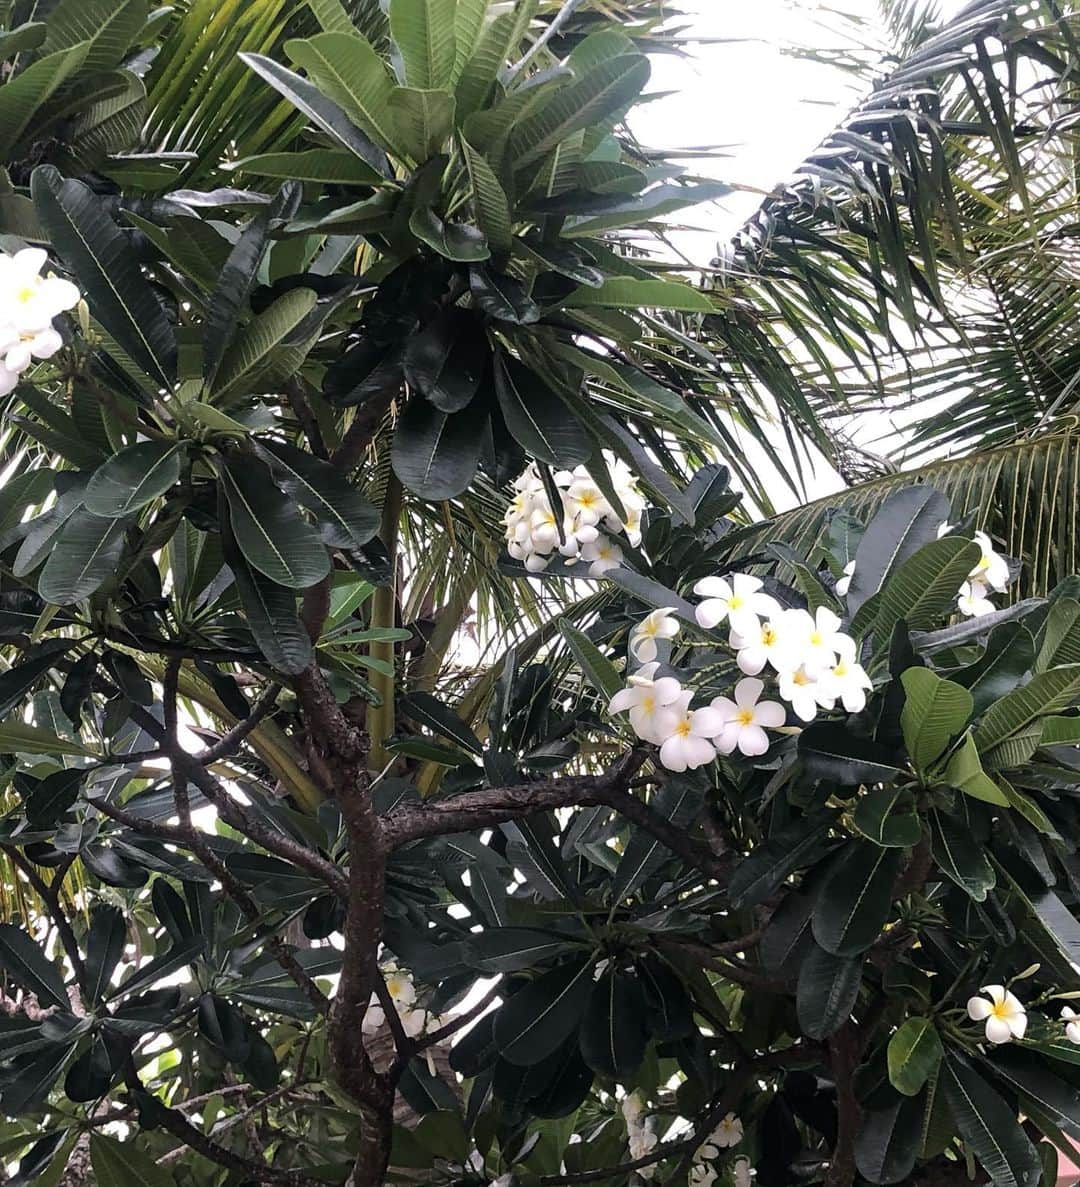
[{"left": 2, "top": 2, "right": 1080, "bottom": 1187}]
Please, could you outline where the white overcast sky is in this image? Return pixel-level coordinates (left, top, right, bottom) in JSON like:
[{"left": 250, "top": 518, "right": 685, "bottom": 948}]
[{"left": 629, "top": 0, "right": 968, "bottom": 510}]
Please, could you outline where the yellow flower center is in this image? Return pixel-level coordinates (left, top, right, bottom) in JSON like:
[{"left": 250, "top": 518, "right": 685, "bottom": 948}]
[
  {"left": 674, "top": 719, "right": 692, "bottom": 738},
  {"left": 793, "top": 670, "right": 811, "bottom": 686},
  {"left": 735, "top": 708, "right": 754, "bottom": 726},
  {"left": 641, "top": 621, "right": 658, "bottom": 638},
  {"left": 728, "top": 594, "right": 744, "bottom": 610},
  {"left": 834, "top": 661, "right": 849, "bottom": 677},
  {"left": 809, "top": 630, "right": 823, "bottom": 646},
  {"left": 578, "top": 491, "right": 600, "bottom": 508},
  {"left": 16, "top": 286, "right": 34, "bottom": 304},
  {"left": 990, "top": 1000, "right": 1011, "bottom": 1020},
  {"left": 641, "top": 695, "right": 656, "bottom": 714},
  {"left": 762, "top": 625, "right": 777, "bottom": 645}
]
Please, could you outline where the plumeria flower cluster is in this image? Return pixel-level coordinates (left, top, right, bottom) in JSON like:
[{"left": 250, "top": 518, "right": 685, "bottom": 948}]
[
  {"left": 939, "top": 524, "right": 1010, "bottom": 618},
  {"left": 838, "top": 526, "right": 1011, "bottom": 620},
  {"left": 0, "top": 248, "right": 80, "bottom": 395},
  {"left": 695, "top": 573, "right": 873, "bottom": 724},
  {"left": 504, "top": 458, "right": 645, "bottom": 576},
  {"left": 362, "top": 962, "right": 446, "bottom": 1040},
  {"left": 621, "top": 1092, "right": 659, "bottom": 1175},
  {"left": 610, "top": 660, "right": 786, "bottom": 772},
  {"left": 688, "top": 1113, "right": 745, "bottom": 1187}
]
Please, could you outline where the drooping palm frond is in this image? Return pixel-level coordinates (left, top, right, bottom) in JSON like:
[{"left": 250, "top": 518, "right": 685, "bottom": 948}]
[
  {"left": 700, "top": 0, "right": 1080, "bottom": 482},
  {"left": 726, "top": 421, "right": 1080, "bottom": 598}
]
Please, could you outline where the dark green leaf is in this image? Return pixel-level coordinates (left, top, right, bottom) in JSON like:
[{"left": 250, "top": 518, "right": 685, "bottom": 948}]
[
  {"left": 493, "top": 959, "right": 593, "bottom": 1066},
  {"left": 403, "top": 310, "right": 488, "bottom": 413},
  {"left": 813, "top": 843, "right": 902, "bottom": 956},
  {"left": 85, "top": 907, "right": 126, "bottom": 1004},
  {"left": 928, "top": 807, "right": 995, "bottom": 901},
  {"left": 954, "top": 622, "right": 1035, "bottom": 718},
  {"left": 846, "top": 487, "right": 949, "bottom": 616},
  {"left": 494, "top": 353, "right": 591, "bottom": 466},
  {"left": 611, "top": 777, "right": 705, "bottom": 901},
  {"left": 469, "top": 266, "right": 540, "bottom": 324},
  {"left": 579, "top": 972, "right": 647, "bottom": 1077},
  {"left": 855, "top": 1091, "right": 925, "bottom": 1184},
  {"left": 0, "top": 923, "right": 68, "bottom": 1010},
  {"left": 255, "top": 439, "right": 379, "bottom": 553},
  {"left": 852, "top": 787, "right": 921, "bottom": 848},
  {"left": 38, "top": 509, "right": 130, "bottom": 605},
  {"left": 798, "top": 724, "right": 903, "bottom": 786},
  {"left": 391, "top": 395, "right": 485, "bottom": 500},
  {"left": 221, "top": 458, "right": 329, "bottom": 589},
  {"left": 83, "top": 442, "right": 182, "bottom": 518},
  {"left": 90, "top": 1133, "right": 174, "bottom": 1187},
  {"left": 729, "top": 810, "right": 838, "bottom": 910},
  {"left": 31, "top": 166, "right": 176, "bottom": 387},
  {"left": 796, "top": 944, "right": 863, "bottom": 1039},
  {"left": 941, "top": 1053, "right": 1040, "bottom": 1187},
  {"left": 888, "top": 1019, "right": 943, "bottom": 1097},
  {"left": 399, "top": 691, "right": 482, "bottom": 754}
]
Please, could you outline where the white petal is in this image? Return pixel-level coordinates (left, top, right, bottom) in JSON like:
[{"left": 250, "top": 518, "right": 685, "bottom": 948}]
[
  {"left": 693, "top": 576, "right": 731, "bottom": 599},
  {"left": 1067, "top": 1022, "right": 1080, "bottom": 1045},
  {"left": 981, "top": 984, "right": 1007, "bottom": 1005},
  {"left": 630, "top": 636, "right": 658, "bottom": 663},
  {"left": 1006, "top": 1011, "right": 1027, "bottom": 1039},
  {"left": 695, "top": 599, "right": 727, "bottom": 630},
  {"left": 967, "top": 995, "right": 993, "bottom": 1021},
  {"left": 659, "top": 736, "right": 689, "bottom": 772},
  {"left": 609, "top": 688, "right": 640, "bottom": 714},
  {"left": 733, "top": 677, "right": 764, "bottom": 707},
  {"left": 737, "top": 724, "right": 770, "bottom": 756},
  {"left": 737, "top": 647, "right": 767, "bottom": 676},
  {"left": 753, "top": 700, "right": 786, "bottom": 728},
  {"left": 984, "top": 1015, "right": 1013, "bottom": 1044},
  {"left": 731, "top": 573, "right": 763, "bottom": 596},
  {"left": 690, "top": 706, "right": 726, "bottom": 737},
  {"left": 715, "top": 723, "right": 740, "bottom": 755}
]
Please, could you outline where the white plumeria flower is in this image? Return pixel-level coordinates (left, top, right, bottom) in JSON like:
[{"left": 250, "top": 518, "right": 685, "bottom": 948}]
[
  {"left": 970, "top": 531, "right": 1010, "bottom": 593},
  {"left": 0, "top": 363, "right": 19, "bottom": 397},
  {"left": 0, "top": 248, "right": 79, "bottom": 334},
  {"left": 1063, "top": 1006, "right": 1080, "bottom": 1045},
  {"left": 621, "top": 1090, "right": 647, "bottom": 1125},
  {"left": 710, "top": 679, "right": 785, "bottom": 757},
  {"left": 564, "top": 477, "right": 607, "bottom": 525},
  {"left": 630, "top": 607, "right": 681, "bottom": 663},
  {"left": 834, "top": 560, "right": 855, "bottom": 597},
  {"left": 957, "top": 580, "right": 995, "bottom": 618},
  {"left": 967, "top": 985, "right": 1027, "bottom": 1044},
  {"left": 628, "top": 1118, "right": 658, "bottom": 1161},
  {"left": 693, "top": 573, "right": 780, "bottom": 636},
  {"left": 784, "top": 606, "right": 846, "bottom": 674},
  {"left": 582, "top": 536, "right": 623, "bottom": 577},
  {"left": 689, "top": 1166, "right": 717, "bottom": 1187},
  {"left": 658, "top": 691, "right": 725, "bottom": 772},
  {"left": 710, "top": 1113, "right": 744, "bottom": 1149},
  {"left": 732, "top": 1158, "right": 753, "bottom": 1187},
  {"left": 731, "top": 615, "right": 799, "bottom": 676},
  {"left": 816, "top": 637, "right": 873, "bottom": 714},
  {"left": 609, "top": 663, "right": 684, "bottom": 745},
  {"left": 778, "top": 665, "right": 826, "bottom": 723}
]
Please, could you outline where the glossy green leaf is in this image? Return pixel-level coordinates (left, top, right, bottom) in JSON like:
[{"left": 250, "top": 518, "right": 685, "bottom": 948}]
[
  {"left": 852, "top": 787, "right": 922, "bottom": 848},
  {"left": 399, "top": 691, "right": 482, "bottom": 754},
  {"left": 212, "top": 287, "right": 319, "bottom": 400},
  {"left": 813, "top": 842, "right": 902, "bottom": 956},
  {"left": 929, "top": 807, "right": 995, "bottom": 901},
  {"left": 798, "top": 723, "right": 903, "bottom": 785},
  {"left": 900, "top": 666, "right": 973, "bottom": 772},
  {"left": 389, "top": 0, "right": 456, "bottom": 89},
  {"left": 579, "top": 972, "right": 647, "bottom": 1077},
  {"left": 953, "top": 621, "right": 1035, "bottom": 717},
  {"left": 462, "top": 138, "right": 512, "bottom": 254},
  {"left": 239, "top": 52, "right": 390, "bottom": 176},
  {"left": 84, "top": 907, "right": 126, "bottom": 1004},
  {"left": 940, "top": 1053, "right": 1040, "bottom": 1187},
  {"left": 728, "top": 810, "right": 838, "bottom": 910},
  {"left": 90, "top": 1133, "right": 174, "bottom": 1187},
  {"left": 0, "top": 924, "right": 68, "bottom": 1010},
  {"left": 561, "top": 276, "right": 713, "bottom": 313},
  {"left": 493, "top": 959, "right": 593, "bottom": 1067},
  {"left": 944, "top": 733, "right": 1009, "bottom": 806},
  {"left": 975, "top": 665, "right": 1080, "bottom": 755},
  {"left": 855, "top": 1091, "right": 924, "bottom": 1184},
  {"left": 221, "top": 457, "right": 329, "bottom": 589},
  {"left": 255, "top": 439, "right": 379, "bottom": 553},
  {"left": 284, "top": 33, "right": 400, "bottom": 156},
  {"left": 390, "top": 87, "right": 455, "bottom": 161},
  {"left": 846, "top": 486, "right": 949, "bottom": 617},
  {"left": 611, "top": 777, "right": 705, "bottom": 901},
  {"left": 796, "top": 944, "right": 863, "bottom": 1040},
  {"left": 32, "top": 166, "right": 176, "bottom": 387},
  {"left": 558, "top": 619, "right": 622, "bottom": 701},
  {"left": 888, "top": 1018, "right": 943, "bottom": 1097},
  {"left": 464, "top": 928, "right": 575, "bottom": 974},
  {"left": 494, "top": 354, "right": 591, "bottom": 467},
  {"left": 84, "top": 442, "right": 182, "bottom": 517},
  {"left": 391, "top": 396, "right": 485, "bottom": 500},
  {"left": 402, "top": 310, "right": 488, "bottom": 413},
  {"left": 38, "top": 508, "right": 130, "bottom": 605},
  {"left": 0, "top": 46, "right": 89, "bottom": 160}
]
